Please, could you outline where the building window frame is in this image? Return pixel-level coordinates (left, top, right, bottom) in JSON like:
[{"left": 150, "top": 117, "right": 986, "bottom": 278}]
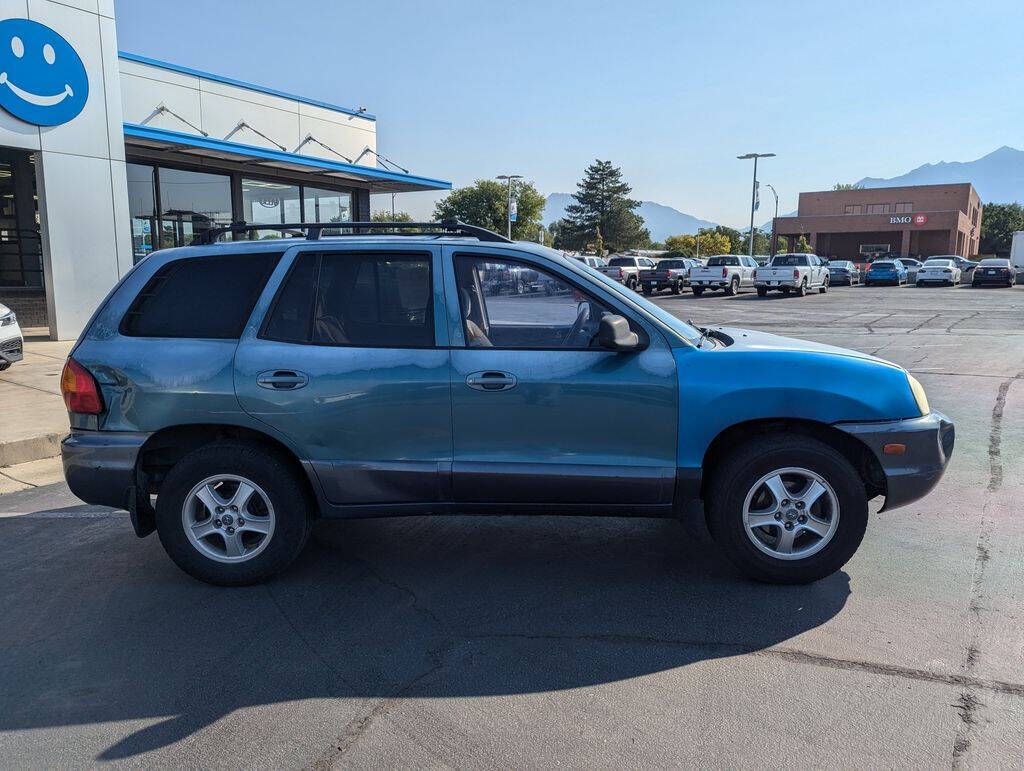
[{"left": 125, "top": 157, "right": 362, "bottom": 259}]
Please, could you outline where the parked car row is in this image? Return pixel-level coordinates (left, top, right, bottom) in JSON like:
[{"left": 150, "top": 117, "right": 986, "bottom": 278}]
[{"left": 576, "top": 251, "right": 1016, "bottom": 299}]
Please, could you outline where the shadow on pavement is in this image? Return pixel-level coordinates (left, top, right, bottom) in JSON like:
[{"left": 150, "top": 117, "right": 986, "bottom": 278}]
[{"left": 0, "top": 513, "right": 849, "bottom": 760}]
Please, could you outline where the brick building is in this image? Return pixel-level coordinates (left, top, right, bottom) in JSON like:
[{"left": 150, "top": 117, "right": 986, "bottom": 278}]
[{"left": 772, "top": 183, "right": 982, "bottom": 260}]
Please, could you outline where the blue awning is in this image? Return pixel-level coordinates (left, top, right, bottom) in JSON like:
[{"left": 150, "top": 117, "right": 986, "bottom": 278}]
[{"left": 122, "top": 123, "right": 451, "bottom": 193}]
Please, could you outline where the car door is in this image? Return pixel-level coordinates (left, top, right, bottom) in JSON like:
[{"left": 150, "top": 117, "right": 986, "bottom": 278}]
[
  {"left": 234, "top": 244, "right": 452, "bottom": 509},
  {"left": 443, "top": 246, "right": 678, "bottom": 510}
]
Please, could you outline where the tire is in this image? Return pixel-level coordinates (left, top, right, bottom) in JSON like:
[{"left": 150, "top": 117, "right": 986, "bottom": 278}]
[
  {"left": 671, "top": 280, "right": 682, "bottom": 295},
  {"left": 916, "top": 281, "right": 923, "bottom": 287},
  {"left": 642, "top": 284, "right": 653, "bottom": 296},
  {"left": 155, "top": 442, "right": 313, "bottom": 586},
  {"left": 819, "top": 276, "right": 829, "bottom": 293},
  {"left": 756, "top": 287, "right": 768, "bottom": 297},
  {"left": 795, "top": 279, "right": 807, "bottom": 297},
  {"left": 627, "top": 277, "right": 638, "bottom": 292},
  {"left": 725, "top": 276, "right": 739, "bottom": 296},
  {"left": 781, "top": 287, "right": 791, "bottom": 295},
  {"left": 516, "top": 280, "right": 525, "bottom": 295},
  {"left": 692, "top": 287, "right": 704, "bottom": 296},
  {"left": 705, "top": 434, "right": 869, "bottom": 584},
  {"left": 0, "top": 361, "right": 9, "bottom": 372}
]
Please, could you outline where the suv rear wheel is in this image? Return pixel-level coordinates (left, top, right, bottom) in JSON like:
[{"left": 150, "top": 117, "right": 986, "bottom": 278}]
[
  {"left": 155, "top": 443, "right": 312, "bottom": 585},
  {"left": 705, "top": 434, "right": 868, "bottom": 584}
]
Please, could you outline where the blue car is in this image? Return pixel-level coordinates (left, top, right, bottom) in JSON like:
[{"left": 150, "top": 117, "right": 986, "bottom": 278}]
[
  {"left": 61, "top": 220, "right": 953, "bottom": 586},
  {"left": 864, "top": 259, "right": 909, "bottom": 286}
]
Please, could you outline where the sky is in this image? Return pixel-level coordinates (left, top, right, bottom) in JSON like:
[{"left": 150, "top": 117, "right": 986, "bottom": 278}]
[{"left": 114, "top": 0, "right": 1024, "bottom": 228}]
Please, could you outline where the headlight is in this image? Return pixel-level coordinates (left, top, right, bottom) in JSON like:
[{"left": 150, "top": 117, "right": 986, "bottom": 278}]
[
  {"left": 0, "top": 311, "right": 15, "bottom": 327},
  {"left": 907, "top": 374, "right": 930, "bottom": 416}
]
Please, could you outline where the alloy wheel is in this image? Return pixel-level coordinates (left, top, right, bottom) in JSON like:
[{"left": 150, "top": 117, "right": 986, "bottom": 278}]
[
  {"left": 742, "top": 467, "right": 840, "bottom": 560},
  {"left": 182, "top": 474, "right": 276, "bottom": 563}
]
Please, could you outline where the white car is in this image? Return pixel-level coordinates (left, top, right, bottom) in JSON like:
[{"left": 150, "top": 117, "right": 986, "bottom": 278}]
[
  {"left": 0, "top": 302, "right": 24, "bottom": 371},
  {"left": 916, "top": 258, "right": 961, "bottom": 286}
]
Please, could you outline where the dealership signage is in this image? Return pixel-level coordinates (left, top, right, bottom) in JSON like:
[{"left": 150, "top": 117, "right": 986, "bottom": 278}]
[
  {"left": 0, "top": 18, "right": 89, "bottom": 126},
  {"left": 889, "top": 214, "right": 929, "bottom": 226}
]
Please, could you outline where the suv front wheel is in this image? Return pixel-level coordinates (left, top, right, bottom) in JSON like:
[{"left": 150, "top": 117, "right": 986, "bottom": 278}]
[
  {"left": 706, "top": 434, "right": 868, "bottom": 584},
  {"left": 155, "top": 443, "right": 312, "bottom": 585}
]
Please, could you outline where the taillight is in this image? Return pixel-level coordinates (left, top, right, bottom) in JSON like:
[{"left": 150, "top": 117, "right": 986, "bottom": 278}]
[
  {"left": 792, "top": 269, "right": 798, "bottom": 278},
  {"left": 61, "top": 358, "right": 103, "bottom": 415}
]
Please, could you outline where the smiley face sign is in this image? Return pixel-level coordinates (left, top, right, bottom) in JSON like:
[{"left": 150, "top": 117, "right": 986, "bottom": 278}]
[{"left": 0, "top": 18, "right": 88, "bottom": 126}]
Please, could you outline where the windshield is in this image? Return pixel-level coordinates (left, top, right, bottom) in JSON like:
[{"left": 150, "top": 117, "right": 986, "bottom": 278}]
[
  {"left": 608, "top": 257, "right": 635, "bottom": 266},
  {"left": 771, "top": 255, "right": 809, "bottom": 266},
  {"left": 830, "top": 261, "right": 852, "bottom": 268},
  {"left": 979, "top": 259, "right": 1010, "bottom": 266},
  {"left": 707, "top": 256, "right": 739, "bottom": 266},
  {"left": 871, "top": 262, "right": 895, "bottom": 269},
  {"left": 923, "top": 259, "right": 953, "bottom": 267}
]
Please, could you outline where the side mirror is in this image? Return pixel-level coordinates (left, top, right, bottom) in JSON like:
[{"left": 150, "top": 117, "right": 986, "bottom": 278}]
[{"left": 598, "top": 314, "right": 641, "bottom": 351}]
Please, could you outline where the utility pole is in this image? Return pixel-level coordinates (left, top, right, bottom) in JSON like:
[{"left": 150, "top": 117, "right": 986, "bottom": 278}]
[
  {"left": 737, "top": 153, "right": 775, "bottom": 262},
  {"left": 765, "top": 183, "right": 779, "bottom": 257},
  {"left": 496, "top": 174, "right": 523, "bottom": 239}
]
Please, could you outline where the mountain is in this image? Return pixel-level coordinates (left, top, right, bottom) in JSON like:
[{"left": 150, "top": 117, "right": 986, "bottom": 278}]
[
  {"left": 855, "top": 146, "right": 1024, "bottom": 203},
  {"left": 543, "top": 193, "right": 717, "bottom": 242}
]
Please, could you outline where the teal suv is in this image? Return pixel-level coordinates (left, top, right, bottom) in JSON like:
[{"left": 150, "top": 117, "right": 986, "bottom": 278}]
[{"left": 61, "top": 221, "right": 954, "bottom": 586}]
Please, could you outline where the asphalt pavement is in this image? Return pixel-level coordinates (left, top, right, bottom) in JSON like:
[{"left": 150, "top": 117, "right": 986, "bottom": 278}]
[{"left": 1, "top": 283, "right": 1021, "bottom": 768}]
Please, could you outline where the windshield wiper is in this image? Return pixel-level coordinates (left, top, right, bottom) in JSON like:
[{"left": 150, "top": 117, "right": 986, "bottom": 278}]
[{"left": 689, "top": 319, "right": 709, "bottom": 348}]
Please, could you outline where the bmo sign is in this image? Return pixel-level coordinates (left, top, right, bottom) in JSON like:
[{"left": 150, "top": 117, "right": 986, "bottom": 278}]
[{"left": 890, "top": 214, "right": 929, "bottom": 226}]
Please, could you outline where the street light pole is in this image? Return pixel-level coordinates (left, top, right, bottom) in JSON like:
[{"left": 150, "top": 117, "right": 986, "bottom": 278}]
[
  {"left": 737, "top": 153, "right": 775, "bottom": 262},
  {"left": 765, "top": 183, "right": 779, "bottom": 257},
  {"left": 496, "top": 174, "right": 523, "bottom": 239}
]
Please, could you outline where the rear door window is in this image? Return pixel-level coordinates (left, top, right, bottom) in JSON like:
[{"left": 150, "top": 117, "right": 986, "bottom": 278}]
[
  {"left": 120, "top": 252, "right": 281, "bottom": 338},
  {"left": 261, "top": 251, "right": 434, "bottom": 348}
]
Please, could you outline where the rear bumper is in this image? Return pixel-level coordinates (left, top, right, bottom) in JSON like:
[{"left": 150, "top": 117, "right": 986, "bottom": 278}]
[
  {"left": 836, "top": 411, "right": 954, "bottom": 511},
  {"left": 754, "top": 279, "right": 798, "bottom": 288},
  {"left": 62, "top": 430, "right": 149, "bottom": 510}
]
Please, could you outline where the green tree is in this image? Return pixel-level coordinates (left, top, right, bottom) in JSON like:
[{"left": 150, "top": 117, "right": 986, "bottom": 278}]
[
  {"left": 371, "top": 210, "right": 414, "bottom": 222},
  {"left": 555, "top": 160, "right": 649, "bottom": 252},
  {"left": 833, "top": 182, "right": 863, "bottom": 191},
  {"left": 663, "top": 230, "right": 731, "bottom": 258},
  {"left": 433, "top": 179, "right": 546, "bottom": 240},
  {"left": 979, "top": 202, "right": 1024, "bottom": 255}
]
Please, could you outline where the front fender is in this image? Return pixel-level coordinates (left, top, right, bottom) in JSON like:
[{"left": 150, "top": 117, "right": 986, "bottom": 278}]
[{"left": 674, "top": 345, "right": 920, "bottom": 467}]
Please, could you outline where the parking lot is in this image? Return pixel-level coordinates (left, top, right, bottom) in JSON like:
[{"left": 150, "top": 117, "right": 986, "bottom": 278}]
[{"left": 1, "top": 283, "right": 1022, "bottom": 768}]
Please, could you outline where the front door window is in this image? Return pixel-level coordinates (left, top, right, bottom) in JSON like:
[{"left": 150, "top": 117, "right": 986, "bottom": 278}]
[{"left": 454, "top": 255, "right": 612, "bottom": 349}]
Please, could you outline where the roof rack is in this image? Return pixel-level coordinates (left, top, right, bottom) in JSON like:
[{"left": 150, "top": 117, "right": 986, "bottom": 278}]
[{"left": 195, "top": 219, "right": 512, "bottom": 245}]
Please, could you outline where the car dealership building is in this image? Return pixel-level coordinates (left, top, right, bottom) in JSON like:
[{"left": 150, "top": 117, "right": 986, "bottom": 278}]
[
  {"left": 772, "top": 183, "right": 982, "bottom": 262},
  {"left": 0, "top": 1, "right": 450, "bottom": 339}
]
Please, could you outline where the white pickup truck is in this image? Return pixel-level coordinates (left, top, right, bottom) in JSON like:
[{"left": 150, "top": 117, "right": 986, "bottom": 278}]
[
  {"left": 754, "top": 253, "right": 830, "bottom": 297},
  {"left": 688, "top": 255, "right": 758, "bottom": 296}
]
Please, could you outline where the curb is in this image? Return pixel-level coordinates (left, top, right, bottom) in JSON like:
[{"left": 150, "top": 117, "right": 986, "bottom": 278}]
[{"left": 0, "top": 433, "right": 63, "bottom": 468}]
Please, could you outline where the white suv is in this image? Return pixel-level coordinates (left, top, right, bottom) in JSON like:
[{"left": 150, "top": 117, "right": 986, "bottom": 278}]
[{"left": 0, "top": 303, "right": 24, "bottom": 371}]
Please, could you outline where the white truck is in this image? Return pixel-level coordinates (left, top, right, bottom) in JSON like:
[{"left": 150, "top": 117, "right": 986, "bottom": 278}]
[
  {"left": 688, "top": 255, "right": 758, "bottom": 296},
  {"left": 1011, "top": 231, "right": 1024, "bottom": 284},
  {"left": 754, "top": 253, "right": 830, "bottom": 297}
]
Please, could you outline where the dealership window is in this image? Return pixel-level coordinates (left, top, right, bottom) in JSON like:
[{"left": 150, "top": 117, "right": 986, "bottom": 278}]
[
  {"left": 844, "top": 204, "right": 861, "bottom": 215},
  {"left": 127, "top": 163, "right": 157, "bottom": 261},
  {"left": 303, "top": 186, "right": 352, "bottom": 234},
  {"left": 242, "top": 179, "right": 302, "bottom": 239},
  {"left": 0, "top": 149, "right": 42, "bottom": 289},
  {"left": 158, "top": 168, "right": 233, "bottom": 250}
]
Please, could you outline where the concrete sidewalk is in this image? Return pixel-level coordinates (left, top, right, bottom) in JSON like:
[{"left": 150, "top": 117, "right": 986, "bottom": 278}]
[{"left": 0, "top": 330, "right": 73, "bottom": 467}]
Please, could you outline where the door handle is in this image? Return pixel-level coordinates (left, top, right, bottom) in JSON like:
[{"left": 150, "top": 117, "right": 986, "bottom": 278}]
[
  {"left": 466, "top": 370, "right": 518, "bottom": 392},
  {"left": 256, "top": 370, "right": 309, "bottom": 390}
]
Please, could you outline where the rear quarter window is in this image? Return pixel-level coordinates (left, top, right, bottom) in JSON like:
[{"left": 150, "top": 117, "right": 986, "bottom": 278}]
[{"left": 120, "top": 252, "right": 281, "bottom": 338}]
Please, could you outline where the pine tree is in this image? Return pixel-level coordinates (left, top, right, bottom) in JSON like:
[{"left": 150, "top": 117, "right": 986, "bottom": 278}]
[{"left": 555, "top": 160, "right": 649, "bottom": 252}]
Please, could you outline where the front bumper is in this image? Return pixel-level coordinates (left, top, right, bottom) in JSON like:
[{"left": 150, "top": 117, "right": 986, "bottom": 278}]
[
  {"left": 0, "top": 333, "right": 23, "bottom": 366},
  {"left": 836, "top": 411, "right": 954, "bottom": 511},
  {"left": 62, "top": 430, "right": 149, "bottom": 510}
]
